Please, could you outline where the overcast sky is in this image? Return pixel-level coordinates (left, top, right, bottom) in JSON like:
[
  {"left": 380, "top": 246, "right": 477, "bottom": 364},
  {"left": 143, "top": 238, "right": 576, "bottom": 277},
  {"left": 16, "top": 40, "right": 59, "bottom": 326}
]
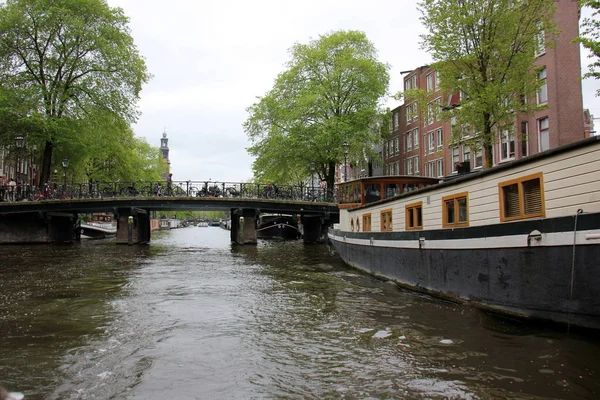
[{"left": 107, "top": 0, "right": 599, "bottom": 183}]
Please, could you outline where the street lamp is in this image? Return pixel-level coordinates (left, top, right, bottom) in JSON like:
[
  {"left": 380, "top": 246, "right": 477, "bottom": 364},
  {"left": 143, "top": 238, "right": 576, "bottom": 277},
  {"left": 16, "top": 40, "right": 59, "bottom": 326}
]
[
  {"left": 62, "top": 158, "right": 69, "bottom": 194},
  {"left": 342, "top": 141, "right": 349, "bottom": 182},
  {"left": 14, "top": 135, "right": 24, "bottom": 183}
]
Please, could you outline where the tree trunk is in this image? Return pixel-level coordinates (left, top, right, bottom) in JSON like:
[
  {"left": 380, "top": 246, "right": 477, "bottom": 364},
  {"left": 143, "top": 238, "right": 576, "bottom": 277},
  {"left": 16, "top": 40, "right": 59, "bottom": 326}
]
[
  {"left": 39, "top": 141, "right": 54, "bottom": 186},
  {"left": 483, "top": 113, "right": 493, "bottom": 169},
  {"left": 326, "top": 161, "right": 336, "bottom": 195}
]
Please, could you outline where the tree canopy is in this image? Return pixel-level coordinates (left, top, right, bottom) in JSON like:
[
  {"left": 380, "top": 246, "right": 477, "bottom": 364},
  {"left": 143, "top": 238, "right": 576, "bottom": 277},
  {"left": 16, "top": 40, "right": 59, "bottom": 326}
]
[
  {"left": 0, "top": 0, "right": 151, "bottom": 184},
  {"left": 578, "top": 0, "right": 600, "bottom": 96},
  {"left": 244, "top": 30, "right": 390, "bottom": 191},
  {"left": 417, "top": 0, "right": 556, "bottom": 167}
]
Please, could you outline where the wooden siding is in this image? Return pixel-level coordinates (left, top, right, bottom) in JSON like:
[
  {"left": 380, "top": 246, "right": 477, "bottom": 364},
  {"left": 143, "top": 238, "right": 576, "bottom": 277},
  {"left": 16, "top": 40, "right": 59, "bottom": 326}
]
[{"left": 341, "top": 140, "right": 600, "bottom": 232}]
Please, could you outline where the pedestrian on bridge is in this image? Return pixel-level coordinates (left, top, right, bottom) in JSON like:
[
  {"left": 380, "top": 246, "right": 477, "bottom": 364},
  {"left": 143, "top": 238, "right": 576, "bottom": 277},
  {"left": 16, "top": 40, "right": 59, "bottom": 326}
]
[{"left": 167, "top": 173, "right": 173, "bottom": 196}]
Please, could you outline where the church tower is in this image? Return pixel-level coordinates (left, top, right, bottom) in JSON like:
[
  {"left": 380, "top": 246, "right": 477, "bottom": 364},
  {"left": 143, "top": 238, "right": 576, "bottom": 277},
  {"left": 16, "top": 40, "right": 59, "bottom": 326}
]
[{"left": 160, "top": 129, "right": 170, "bottom": 178}]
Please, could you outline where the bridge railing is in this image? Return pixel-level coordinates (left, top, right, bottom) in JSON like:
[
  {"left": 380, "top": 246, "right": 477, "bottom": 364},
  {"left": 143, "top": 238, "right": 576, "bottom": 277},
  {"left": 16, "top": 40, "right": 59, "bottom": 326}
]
[{"left": 0, "top": 181, "right": 338, "bottom": 203}]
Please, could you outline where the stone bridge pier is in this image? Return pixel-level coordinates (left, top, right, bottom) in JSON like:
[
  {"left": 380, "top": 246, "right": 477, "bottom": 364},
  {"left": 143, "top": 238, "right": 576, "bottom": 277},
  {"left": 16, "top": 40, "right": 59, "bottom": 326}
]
[
  {"left": 115, "top": 208, "right": 151, "bottom": 245},
  {"left": 0, "top": 212, "right": 78, "bottom": 244},
  {"left": 230, "top": 208, "right": 257, "bottom": 245}
]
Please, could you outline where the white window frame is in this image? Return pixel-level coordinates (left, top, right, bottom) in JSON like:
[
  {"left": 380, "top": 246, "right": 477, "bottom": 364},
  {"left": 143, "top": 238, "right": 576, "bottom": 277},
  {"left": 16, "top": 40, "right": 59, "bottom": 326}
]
[
  {"left": 394, "top": 138, "right": 399, "bottom": 155},
  {"left": 414, "top": 156, "right": 420, "bottom": 175},
  {"left": 535, "top": 22, "right": 546, "bottom": 57},
  {"left": 426, "top": 73, "right": 433, "bottom": 92},
  {"left": 407, "top": 132, "right": 413, "bottom": 151},
  {"left": 436, "top": 128, "right": 443, "bottom": 150},
  {"left": 474, "top": 148, "right": 483, "bottom": 169},
  {"left": 413, "top": 128, "right": 419, "bottom": 149},
  {"left": 436, "top": 158, "right": 444, "bottom": 178},
  {"left": 500, "top": 129, "right": 515, "bottom": 161},
  {"left": 537, "top": 67, "right": 547, "bottom": 105},
  {"left": 451, "top": 147, "right": 460, "bottom": 173},
  {"left": 539, "top": 117, "right": 550, "bottom": 152}
]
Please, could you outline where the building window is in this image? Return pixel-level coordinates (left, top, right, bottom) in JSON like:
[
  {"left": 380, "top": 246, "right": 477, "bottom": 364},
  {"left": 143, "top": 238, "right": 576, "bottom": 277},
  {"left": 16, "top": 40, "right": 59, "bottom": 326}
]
[
  {"left": 436, "top": 128, "right": 443, "bottom": 149},
  {"left": 427, "top": 102, "right": 434, "bottom": 125},
  {"left": 500, "top": 130, "right": 515, "bottom": 161},
  {"left": 451, "top": 147, "right": 460, "bottom": 172},
  {"left": 435, "top": 71, "right": 440, "bottom": 89},
  {"left": 499, "top": 173, "right": 545, "bottom": 222},
  {"left": 381, "top": 209, "right": 393, "bottom": 231},
  {"left": 537, "top": 67, "right": 547, "bottom": 104},
  {"left": 406, "top": 103, "right": 412, "bottom": 122},
  {"left": 394, "top": 138, "right": 399, "bottom": 155},
  {"left": 362, "top": 213, "right": 371, "bottom": 232},
  {"left": 474, "top": 149, "right": 483, "bottom": 168},
  {"left": 463, "top": 147, "right": 471, "bottom": 164},
  {"left": 428, "top": 160, "right": 435, "bottom": 177},
  {"left": 538, "top": 117, "right": 549, "bottom": 152},
  {"left": 412, "top": 102, "right": 418, "bottom": 121},
  {"left": 535, "top": 22, "right": 546, "bottom": 57},
  {"left": 413, "top": 129, "right": 419, "bottom": 149},
  {"left": 407, "top": 132, "right": 413, "bottom": 151},
  {"left": 442, "top": 192, "right": 469, "bottom": 228},
  {"left": 437, "top": 158, "right": 444, "bottom": 177},
  {"left": 406, "top": 202, "right": 423, "bottom": 230},
  {"left": 411, "top": 74, "right": 417, "bottom": 89},
  {"left": 407, "top": 158, "right": 413, "bottom": 175},
  {"left": 521, "top": 121, "right": 529, "bottom": 157},
  {"left": 393, "top": 112, "right": 399, "bottom": 129},
  {"left": 428, "top": 131, "right": 435, "bottom": 152},
  {"left": 426, "top": 73, "right": 433, "bottom": 92},
  {"left": 414, "top": 156, "right": 420, "bottom": 175}
]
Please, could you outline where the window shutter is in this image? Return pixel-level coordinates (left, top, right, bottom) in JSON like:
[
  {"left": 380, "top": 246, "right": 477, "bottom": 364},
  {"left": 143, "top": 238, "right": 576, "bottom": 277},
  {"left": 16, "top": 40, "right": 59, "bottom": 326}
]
[
  {"left": 503, "top": 184, "right": 520, "bottom": 218},
  {"left": 523, "top": 178, "right": 542, "bottom": 215}
]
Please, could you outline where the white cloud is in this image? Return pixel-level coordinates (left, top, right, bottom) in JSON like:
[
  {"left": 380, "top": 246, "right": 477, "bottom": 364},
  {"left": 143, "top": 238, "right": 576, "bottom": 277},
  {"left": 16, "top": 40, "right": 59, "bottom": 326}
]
[{"left": 108, "top": 0, "right": 600, "bottom": 182}]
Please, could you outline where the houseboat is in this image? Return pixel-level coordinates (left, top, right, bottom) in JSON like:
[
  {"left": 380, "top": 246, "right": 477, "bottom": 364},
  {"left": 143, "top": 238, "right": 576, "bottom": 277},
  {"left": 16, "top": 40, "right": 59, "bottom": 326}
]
[{"left": 329, "top": 136, "right": 600, "bottom": 330}]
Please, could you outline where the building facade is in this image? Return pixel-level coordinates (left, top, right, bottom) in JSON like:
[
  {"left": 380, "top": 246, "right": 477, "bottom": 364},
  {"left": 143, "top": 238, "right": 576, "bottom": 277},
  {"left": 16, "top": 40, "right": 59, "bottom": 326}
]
[{"left": 384, "top": 0, "right": 585, "bottom": 178}]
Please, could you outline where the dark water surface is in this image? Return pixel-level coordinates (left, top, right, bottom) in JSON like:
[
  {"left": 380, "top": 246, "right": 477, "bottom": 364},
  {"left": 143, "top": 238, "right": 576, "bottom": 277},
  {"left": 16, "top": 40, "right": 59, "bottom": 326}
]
[{"left": 1, "top": 227, "right": 599, "bottom": 399}]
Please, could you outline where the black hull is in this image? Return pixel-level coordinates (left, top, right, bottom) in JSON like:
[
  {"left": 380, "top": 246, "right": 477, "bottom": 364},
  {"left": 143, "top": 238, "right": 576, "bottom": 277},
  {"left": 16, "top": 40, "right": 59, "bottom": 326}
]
[
  {"left": 329, "top": 213, "right": 600, "bottom": 330},
  {"left": 257, "top": 216, "right": 300, "bottom": 240}
]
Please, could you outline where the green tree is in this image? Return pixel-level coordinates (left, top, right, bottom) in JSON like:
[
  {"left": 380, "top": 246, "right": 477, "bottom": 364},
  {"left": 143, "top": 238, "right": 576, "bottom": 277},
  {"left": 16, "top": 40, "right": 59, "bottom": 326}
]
[
  {"left": 0, "top": 0, "right": 150, "bottom": 184},
  {"left": 577, "top": 0, "right": 600, "bottom": 95},
  {"left": 418, "top": 0, "right": 556, "bottom": 167},
  {"left": 244, "top": 30, "right": 389, "bottom": 191}
]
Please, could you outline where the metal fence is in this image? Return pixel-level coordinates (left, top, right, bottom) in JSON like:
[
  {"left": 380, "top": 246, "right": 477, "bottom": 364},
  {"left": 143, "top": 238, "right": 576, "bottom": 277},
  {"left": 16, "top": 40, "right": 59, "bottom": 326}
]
[{"left": 0, "top": 181, "right": 337, "bottom": 203}]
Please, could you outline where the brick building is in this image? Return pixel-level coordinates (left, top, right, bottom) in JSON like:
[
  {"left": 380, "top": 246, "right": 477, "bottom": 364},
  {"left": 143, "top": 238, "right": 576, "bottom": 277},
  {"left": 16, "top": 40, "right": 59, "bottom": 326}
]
[{"left": 384, "top": 0, "right": 585, "bottom": 178}]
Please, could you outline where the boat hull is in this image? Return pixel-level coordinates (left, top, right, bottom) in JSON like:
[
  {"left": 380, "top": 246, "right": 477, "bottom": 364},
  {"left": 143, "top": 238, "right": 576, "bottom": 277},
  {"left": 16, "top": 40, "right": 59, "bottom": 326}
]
[
  {"left": 79, "top": 224, "right": 117, "bottom": 239},
  {"left": 329, "top": 212, "right": 600, "bottom": 330},
  {"left": 257, "top": 215, "right": 300, "bottom": 240}
]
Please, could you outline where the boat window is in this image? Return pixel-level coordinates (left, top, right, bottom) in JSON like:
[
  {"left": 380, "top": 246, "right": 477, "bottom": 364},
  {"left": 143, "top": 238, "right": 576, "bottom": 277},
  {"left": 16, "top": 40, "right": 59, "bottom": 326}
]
[
  {"left": 442, "top": 192, "right": 469, "bottom": 228},
  {"left": 350, "top": 218, "right": 355, "bottom": 232},
  {"left": 364, "top": 183, "right": 381, "bottom": 204},
  {"left": 381, "top": 209, "right": 393, "bottom": 232},
  {"left": 362, "top": 213, "right": 372, "bottom": 232},
  {"left": 356, "top": 217, "right": 360, "bottom": 232},
  {"left": 406, "top": 202, "right": 423, "bottom": 230},
  {"left": 340, "top": 181, "right": 361, "bottom": 205},
  {"left": 499, "top": 173, "right": 545, "bottom": 222},
  {"left": 384, "top": 184, "right": 400, "bottom": 199}
]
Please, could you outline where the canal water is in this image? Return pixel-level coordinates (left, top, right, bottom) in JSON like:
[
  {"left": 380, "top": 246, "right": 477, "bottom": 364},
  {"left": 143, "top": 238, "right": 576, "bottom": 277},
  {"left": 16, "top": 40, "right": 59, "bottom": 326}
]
[{"left": 0, "top": 227, "right": 599, "bottom": 400}]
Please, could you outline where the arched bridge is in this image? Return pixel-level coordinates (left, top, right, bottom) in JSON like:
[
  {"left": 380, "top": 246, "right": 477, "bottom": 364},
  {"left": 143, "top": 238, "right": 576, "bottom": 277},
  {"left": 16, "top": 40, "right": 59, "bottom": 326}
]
[{"left": 0, "top": 180, "right": 339, "bottom": 245}]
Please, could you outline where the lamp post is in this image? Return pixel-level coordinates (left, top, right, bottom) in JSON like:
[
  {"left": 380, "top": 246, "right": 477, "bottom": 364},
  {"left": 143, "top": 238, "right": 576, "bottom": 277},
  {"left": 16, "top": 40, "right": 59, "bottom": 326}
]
[
  {"left": 62, "top": 158, "right": 69, "bottom": 194},
  {"left": 342, "top": 141, "right": 349, "bottom": 182},
  {"left": 14, "top": 135, "right": 24, "bottom": 183}
]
